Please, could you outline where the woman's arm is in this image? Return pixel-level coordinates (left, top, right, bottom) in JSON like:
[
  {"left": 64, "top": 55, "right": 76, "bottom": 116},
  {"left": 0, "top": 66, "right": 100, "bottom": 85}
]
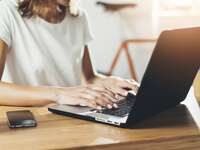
[
  {"left": 82, "top": 45, "right": 110, "bottom": 83},
  {"left": 0, "top": 40, "right": 57, "bottom": 106},
  {"left": 0, "top": 40, "right": 6, "bottom": 78},
  {"left": 81, "top": 45, "right": 97, "bottom": 83},
  {"left": 0, "top": 41, "right": 116, "bottom": 108}
]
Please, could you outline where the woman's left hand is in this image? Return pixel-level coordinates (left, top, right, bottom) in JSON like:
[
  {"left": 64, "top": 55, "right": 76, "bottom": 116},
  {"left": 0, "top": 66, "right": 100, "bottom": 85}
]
[{"left": 92, "top": 76, "right": 139, "bottom": 99}]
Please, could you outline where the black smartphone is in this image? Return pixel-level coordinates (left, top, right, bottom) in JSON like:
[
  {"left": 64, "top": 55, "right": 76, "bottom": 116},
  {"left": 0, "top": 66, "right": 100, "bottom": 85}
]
[{"left": 6, "top": 110, "right": 37, "bottom": 128}]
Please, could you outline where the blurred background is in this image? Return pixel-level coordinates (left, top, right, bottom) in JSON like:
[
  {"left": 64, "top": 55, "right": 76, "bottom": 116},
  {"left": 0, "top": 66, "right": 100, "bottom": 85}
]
[{"left": 80, "top": 0, "right": 200, "bottom": 82}]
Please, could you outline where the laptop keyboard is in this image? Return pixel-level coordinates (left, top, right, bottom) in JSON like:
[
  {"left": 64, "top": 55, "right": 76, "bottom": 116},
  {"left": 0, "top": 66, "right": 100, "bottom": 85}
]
[{"left": 99, "top": 95, "right": 136, "bottom": 117}]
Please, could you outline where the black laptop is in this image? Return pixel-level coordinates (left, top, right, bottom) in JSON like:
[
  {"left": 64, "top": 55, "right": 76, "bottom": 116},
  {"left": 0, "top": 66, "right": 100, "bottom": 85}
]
[{"left": 48, "top": 27, "right": 200, "bottom": 128}]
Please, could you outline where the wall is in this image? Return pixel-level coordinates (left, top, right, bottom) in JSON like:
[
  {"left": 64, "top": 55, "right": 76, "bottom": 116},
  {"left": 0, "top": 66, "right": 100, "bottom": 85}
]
[
  {"left": 81, "top": 0, "right": 200, "bottom": 82},
  {"left": 80, "top": 0, "right": 156, "bottom": 81}
]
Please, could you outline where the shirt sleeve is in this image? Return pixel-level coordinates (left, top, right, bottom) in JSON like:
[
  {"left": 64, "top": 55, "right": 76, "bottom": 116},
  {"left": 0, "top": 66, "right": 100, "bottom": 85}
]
[
  {"left": 81, "top": 10, "right": 94, "bottom": 45},
  {"left": 0, "top": 2, "right": 12, "bottom": 47}
]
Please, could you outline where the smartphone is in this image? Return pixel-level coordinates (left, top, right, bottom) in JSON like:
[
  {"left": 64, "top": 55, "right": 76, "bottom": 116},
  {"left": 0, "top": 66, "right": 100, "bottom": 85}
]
[{"left": 6, "top": 110, "right": 37, "bottom": 128}]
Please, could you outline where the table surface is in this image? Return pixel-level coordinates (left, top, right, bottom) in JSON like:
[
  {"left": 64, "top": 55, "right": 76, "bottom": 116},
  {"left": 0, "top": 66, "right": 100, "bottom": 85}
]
[{"left": 0, "top": 88, "right": 200, "bottom": 150}]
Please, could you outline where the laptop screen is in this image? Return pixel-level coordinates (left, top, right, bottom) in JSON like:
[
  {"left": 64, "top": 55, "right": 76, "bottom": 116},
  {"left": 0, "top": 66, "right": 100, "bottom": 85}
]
[{"left": 128, "top": 27, "right": 200, "bottom": 122}]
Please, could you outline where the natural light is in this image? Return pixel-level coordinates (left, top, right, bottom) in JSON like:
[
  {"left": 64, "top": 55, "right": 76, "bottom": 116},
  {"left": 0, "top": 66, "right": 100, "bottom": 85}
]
[{"left": 156, "top": 0, "right": 200, "bottom": 16}]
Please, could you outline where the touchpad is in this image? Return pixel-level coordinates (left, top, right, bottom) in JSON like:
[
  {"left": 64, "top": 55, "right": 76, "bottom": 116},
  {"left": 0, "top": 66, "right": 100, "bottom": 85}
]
[{"left": 50, "top": 105, "right": 93, "bottom": 114}]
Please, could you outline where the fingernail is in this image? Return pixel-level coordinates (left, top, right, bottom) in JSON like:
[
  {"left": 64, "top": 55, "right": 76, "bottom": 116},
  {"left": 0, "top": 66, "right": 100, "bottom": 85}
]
[
  {"left": 97, "top": 106, "right": 102, "bottom": 110},
  {"left": 124, "top": 91, "right": 128, "bottom": 96},
  {"left": 113, "top": 103, "right": 118, "bottom": 108},
  {"left": 107, "top": 104, "right": 112, "bottom": 109},
  {"left": 115, "top": 95, "right": 120, "bottom": 99}
]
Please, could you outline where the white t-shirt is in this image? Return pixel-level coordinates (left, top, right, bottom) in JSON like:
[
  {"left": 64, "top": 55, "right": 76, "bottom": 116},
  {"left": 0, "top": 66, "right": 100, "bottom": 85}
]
[{"left": 0, "top": 0, "right": 93, "bottom": 86}]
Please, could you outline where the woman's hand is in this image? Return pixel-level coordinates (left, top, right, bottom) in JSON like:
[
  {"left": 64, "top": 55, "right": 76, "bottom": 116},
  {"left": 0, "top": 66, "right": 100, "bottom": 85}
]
[
  {"left": 92, "top": 76, "right": 139, "bottom": 99},
  {"left": 54, "top": 85, "right": 118, "bottom": 110}
]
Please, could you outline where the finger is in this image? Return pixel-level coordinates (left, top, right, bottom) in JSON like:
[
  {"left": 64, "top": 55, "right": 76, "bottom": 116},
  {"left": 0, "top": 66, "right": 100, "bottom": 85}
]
[
  {"left": 80, "top": 91, "right": 115, "bottom": 109},
  {"left": 119, "top": 80, "right": 139, "bottom": 92},
  {"left": 96, "top": 92, "right": 114, "bottom": 105},
  {"left": 86, "top": 89, "right": 118, "bottom": 108},
  {"left": 79, "top": 98, "right": 101, "bottom": 110},
  {"left": 79, "top": 93, "right": 95, "bottom": 100},
  {"left": 87, "top": 86, "right": 116, "bottom": 100},
  {"left": 115, "top": 94, "right": 126, "bottom": 101},
  {"left": 86, "top": 87, "right": 117, "bottom": 102},
  {"left": 79, "top": 93, "right": 104, "bottom": 110},
  {"left": 128, "top": 90, "right": 137, "bottom": 96},
  {"left": 113, "top": 88, "right": 129, "bottom": 97},
  {"left": 128, "top": 80, "right": 140, "bottom": 88},
  {"left": 103, "top": 87, "right": 118, "bottom": 101},
  {"left": 95, "top": 98, "right": 108, "bottom": 108},
  {"left": 98, "top": 91, "right": 118, "bottom": 103}
]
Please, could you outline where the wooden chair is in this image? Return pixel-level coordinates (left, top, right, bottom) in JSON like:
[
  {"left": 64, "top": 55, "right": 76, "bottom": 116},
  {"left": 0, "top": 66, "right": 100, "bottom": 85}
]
[
  {"left": 97, "top": 1, "right": 157, "bottom": 81},
  {"left": 108, "top": 39, "right": 157, "bottom": 81},
  {"left": 194, "top": 72, "right": 200, "bottom": 102}
]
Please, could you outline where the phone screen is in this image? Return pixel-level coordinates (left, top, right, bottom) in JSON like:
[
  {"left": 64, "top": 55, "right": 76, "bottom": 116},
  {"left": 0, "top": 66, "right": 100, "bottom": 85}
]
[{"left": 7, "top": 110, "right": 37, "bottom": 128}]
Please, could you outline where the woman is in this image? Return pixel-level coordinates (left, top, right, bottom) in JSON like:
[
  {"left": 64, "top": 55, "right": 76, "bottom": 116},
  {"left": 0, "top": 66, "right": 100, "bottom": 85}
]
[{"left": 0, "top": 0, "right": 138, "bottom": 109}]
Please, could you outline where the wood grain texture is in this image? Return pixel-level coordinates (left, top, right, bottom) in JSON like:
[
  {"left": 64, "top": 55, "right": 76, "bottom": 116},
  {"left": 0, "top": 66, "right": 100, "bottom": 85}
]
[
  {"left": 0, "top": 89, "right": 199, "bottom": 150},
  {"left": 66, "top": 135, "right": 200, "bottom": 150}
]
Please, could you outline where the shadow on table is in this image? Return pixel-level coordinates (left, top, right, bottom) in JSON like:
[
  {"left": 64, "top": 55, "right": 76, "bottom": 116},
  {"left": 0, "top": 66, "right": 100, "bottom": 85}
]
[{"left": 131, "top": 104, "right": 195, "bottom": 129}]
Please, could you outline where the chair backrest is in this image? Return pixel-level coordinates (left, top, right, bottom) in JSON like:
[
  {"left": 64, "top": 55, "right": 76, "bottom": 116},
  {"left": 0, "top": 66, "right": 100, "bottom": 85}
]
[{"left": 194, "top": 71, "right": 200, "bottom": 101}]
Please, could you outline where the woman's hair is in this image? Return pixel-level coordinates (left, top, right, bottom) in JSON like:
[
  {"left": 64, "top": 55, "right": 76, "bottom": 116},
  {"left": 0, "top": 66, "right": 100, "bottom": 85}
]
[{"left": 18, "top": 0, "right": 79, "bottom": 20}]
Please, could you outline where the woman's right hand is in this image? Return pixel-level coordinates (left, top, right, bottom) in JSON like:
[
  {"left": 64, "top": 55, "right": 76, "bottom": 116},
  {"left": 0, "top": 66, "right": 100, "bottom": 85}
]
[{"left": 54, "top": 85, "right": 118, "bottom": 110}]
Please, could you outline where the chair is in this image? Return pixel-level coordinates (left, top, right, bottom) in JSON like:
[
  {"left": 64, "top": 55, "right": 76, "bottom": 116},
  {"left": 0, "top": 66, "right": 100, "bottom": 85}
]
[
  {"left": 97, "top": 1, "right": 157, "bottom": 81},
  {"left": 108, "top": 39, "right": 157, "bottom": 81},
  {"left": 194, "top": 72, "right": 200, "bottom": 102}
]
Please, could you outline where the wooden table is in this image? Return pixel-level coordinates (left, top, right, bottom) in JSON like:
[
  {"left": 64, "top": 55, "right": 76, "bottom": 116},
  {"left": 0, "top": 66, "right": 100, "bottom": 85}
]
[{"left": 0, "top": 88, "right": 200, "bottom": 150}]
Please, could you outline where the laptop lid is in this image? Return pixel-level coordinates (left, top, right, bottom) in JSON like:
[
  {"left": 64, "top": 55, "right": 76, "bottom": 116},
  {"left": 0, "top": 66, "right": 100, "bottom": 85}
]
[{"left": 127, "top": 27, "right": 200, "bottom": 124}]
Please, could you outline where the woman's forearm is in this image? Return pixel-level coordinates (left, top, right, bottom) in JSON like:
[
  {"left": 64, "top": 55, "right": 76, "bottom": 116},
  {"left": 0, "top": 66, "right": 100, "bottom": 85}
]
[
  {"left": 0, "top": 41, "right": 57, "bottom": 106},
  {"left": 0, "top": 82, "right": 57, "bottom": 107},
  {"left": 81, "top": 46, "right": 108, "bottom": 85},
  {"left": 81, "top": 46, "right": 97, "bottom": 84}
]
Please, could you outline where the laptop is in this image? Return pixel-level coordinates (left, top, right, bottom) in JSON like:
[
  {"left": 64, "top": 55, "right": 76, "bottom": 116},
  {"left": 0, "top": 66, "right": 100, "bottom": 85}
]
[{"left": 48, "top": 27, "right": 200, "bottom": 128}]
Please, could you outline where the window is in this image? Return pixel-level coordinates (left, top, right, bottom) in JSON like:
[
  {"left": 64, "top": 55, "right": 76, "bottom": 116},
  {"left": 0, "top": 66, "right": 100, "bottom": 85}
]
[{"left": 156, "top": 0, "right": 200, "bottom": 16}]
